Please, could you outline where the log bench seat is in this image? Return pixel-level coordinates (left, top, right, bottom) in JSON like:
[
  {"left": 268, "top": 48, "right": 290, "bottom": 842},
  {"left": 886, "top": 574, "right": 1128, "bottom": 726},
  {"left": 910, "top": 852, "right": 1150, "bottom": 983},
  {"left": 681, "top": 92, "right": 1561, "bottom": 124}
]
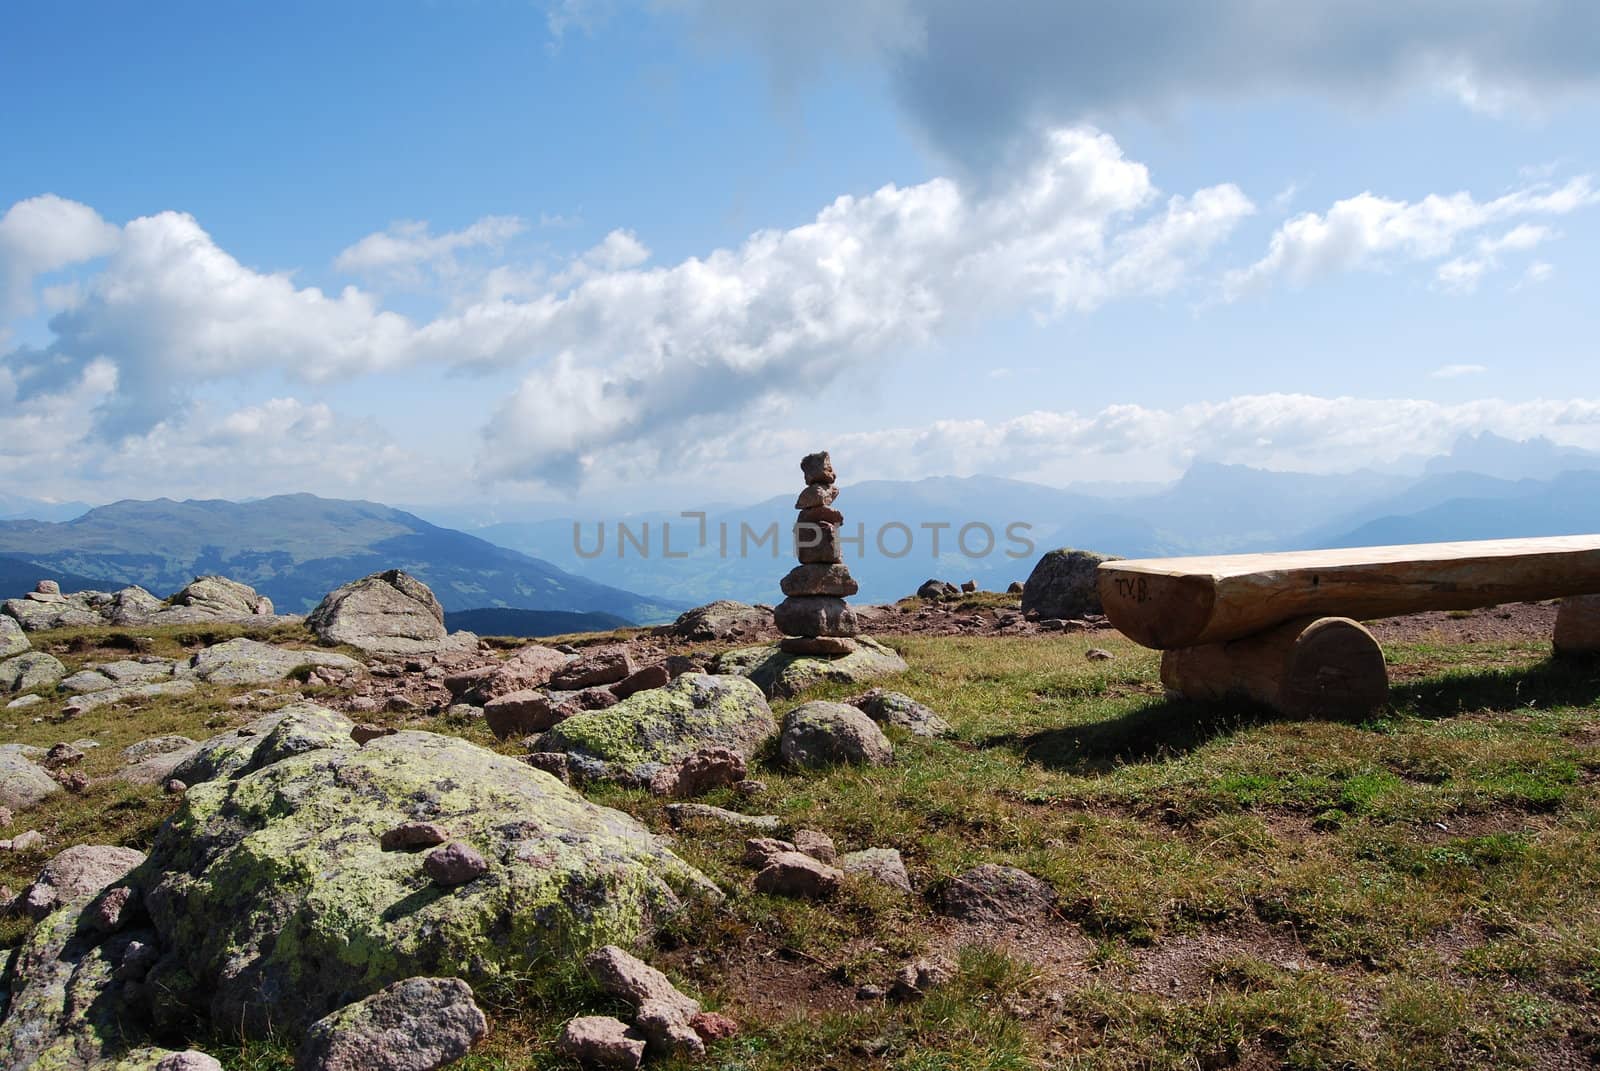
[{"left": 1095, "top": 535, "right": 1600, "bottom": 718}]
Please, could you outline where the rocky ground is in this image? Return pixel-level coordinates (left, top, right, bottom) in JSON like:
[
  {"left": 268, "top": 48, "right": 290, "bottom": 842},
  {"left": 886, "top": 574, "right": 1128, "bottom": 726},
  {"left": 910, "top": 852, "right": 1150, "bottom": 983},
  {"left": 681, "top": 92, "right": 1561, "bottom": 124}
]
[{"left": 1, "top": 569, "right": 1597, "bottom": 1070}]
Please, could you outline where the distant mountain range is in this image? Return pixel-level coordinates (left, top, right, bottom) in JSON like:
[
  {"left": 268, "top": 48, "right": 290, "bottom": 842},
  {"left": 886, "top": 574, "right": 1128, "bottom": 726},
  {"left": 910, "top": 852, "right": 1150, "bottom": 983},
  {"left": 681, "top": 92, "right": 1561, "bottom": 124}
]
[
  {"left": 3, "top": 433, "right": 1596, "bottom": 616},
  {"left": 462, "top": 433, "right": 1600, "bottom": 604},
  {"left": 0, "top": 495, "right": 682, "bottom": 623}
]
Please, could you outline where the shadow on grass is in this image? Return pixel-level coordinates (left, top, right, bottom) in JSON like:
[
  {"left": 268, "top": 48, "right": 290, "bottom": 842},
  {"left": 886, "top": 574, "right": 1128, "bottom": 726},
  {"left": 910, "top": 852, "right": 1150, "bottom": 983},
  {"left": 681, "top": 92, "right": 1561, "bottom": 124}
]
[
  {"left": 999, "top": 654, "right": 1600, "bottom": 775},
  {"left": 1390, "top": 652, "right": 1600, "bottom": 720},
  {"left": 993, "top": 696, "right": 1286, "bottom": 775}
]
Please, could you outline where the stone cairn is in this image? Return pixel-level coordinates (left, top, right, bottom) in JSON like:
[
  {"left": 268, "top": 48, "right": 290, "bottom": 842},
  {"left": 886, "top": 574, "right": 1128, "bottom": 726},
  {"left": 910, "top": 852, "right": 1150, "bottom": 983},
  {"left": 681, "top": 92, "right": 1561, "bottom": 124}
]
[{"left": 775, "top": 451, "right": 861, "bottom": 657}]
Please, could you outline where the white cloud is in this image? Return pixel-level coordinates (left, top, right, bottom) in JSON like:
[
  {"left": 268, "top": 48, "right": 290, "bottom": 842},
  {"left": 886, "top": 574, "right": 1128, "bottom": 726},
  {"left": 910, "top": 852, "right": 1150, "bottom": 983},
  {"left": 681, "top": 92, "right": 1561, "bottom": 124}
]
[
  {"left": 1436, "top": 257, "right": 1489, "bottom": 293},
  {"left": 741, "top": 394, "right": 1600, "bottom": 486},
  {"left": 1517, "top": 260, "right": 1556, "bottom": 288},
  {"left": 1226, "top": 177, "right": 1596, "bottom": 297},
  {"left": 1431, "top": 363, "right": 1488, "bottom": 379},
  {"left": 334, "top": 215, "right": 526, "bottom": 279},
  {"left": 0, "top": 195, "right": 121, "bottom": 316}
]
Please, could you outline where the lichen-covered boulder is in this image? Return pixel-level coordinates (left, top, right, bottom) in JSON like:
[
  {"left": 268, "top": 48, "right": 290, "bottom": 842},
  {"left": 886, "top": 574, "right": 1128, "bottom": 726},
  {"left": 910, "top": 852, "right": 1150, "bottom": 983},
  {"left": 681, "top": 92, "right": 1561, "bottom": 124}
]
[
  {"left": 307, "top": 570, "right": 449, "bottom": 656},
  {"left": 0, "top": 614, "right": 27, "bottom": 658},
  {"left": 1, "top": 650, "right": 66, "bottom": 693},
  {"left": 1, "top": 744, "right": 60, "bottom": 810},
  {"left": 169, "top": 704, "right": 357, "bottom": 786},
  {"left": 0, "top": 845, "right": 153, "bottom": 1071},
  {"left": 189, "top": 638, "right": 363, "bottom": 685},
  {"left": 664, "top": 601, "right": 772, "bottom": 642},
  {"left": 169, "top": 576, "right": 274, "bottom": 619},
  {"left": 712, "top": 638, "right": 907, "bottom": 700},
  {"left": 133, "top": 729, "right": 718, "bottom": 1037},
  {"left": 107, "top": 585, "right": 166, "bottom": 626},
  {"left": 534, "top": 674, "right": 776, "bottom": 786},
  {"left": 1020, "top": 548, "right": 1118, "bottom": 619},
  {"left": 779, "top": 702, "right": 894, "bottom": 768}
]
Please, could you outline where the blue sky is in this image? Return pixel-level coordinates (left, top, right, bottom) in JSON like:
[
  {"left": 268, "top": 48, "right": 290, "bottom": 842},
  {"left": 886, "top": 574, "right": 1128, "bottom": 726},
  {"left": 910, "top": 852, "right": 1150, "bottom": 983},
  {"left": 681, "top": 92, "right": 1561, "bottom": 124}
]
[{"left": 4, "top": 1, "right": 1600, "bottom": 512}]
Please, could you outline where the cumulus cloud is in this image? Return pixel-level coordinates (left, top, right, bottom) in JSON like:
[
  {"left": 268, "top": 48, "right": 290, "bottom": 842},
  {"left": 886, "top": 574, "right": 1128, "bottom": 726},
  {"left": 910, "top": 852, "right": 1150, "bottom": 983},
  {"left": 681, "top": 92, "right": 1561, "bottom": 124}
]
[
  {"left": 0, "top": 195, "right": 121, "bottom": 316},
  {"left": 1225, "top": 177, "right": 1594, "bottom": 297},
  {"left": 3, "top": 126, "right": 1255, "bottom": 480},
  {"left": 664, "top": 1, "right": 1600, "bottom": 164}
]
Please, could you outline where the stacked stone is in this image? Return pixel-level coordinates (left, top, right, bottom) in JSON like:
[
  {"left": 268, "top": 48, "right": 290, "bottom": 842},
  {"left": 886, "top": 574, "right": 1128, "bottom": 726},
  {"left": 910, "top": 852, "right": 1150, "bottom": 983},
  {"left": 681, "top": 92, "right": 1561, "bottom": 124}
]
[{"left": 776, "top": 451, "right": 861, "bottom": 657}]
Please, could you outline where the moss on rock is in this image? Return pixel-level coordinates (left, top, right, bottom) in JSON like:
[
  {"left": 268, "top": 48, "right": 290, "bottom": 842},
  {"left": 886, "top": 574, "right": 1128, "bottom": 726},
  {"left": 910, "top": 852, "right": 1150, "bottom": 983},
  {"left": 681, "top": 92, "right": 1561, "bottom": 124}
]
[
  {"left": 534, "top": 674, "right": 776, "bottom": 785},
  {"left": 134, "top": 729, "right": 718, "bottom": 1037},
  {"left": 712, "top": 637, "right": 908, "bottom": 699}
]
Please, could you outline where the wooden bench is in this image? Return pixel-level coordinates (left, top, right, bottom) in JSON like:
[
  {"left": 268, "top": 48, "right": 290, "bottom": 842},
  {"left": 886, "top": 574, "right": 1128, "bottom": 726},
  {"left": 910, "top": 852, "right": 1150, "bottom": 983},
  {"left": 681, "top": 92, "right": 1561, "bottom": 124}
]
[{"left": 1095, "top": 536, "right": 1600, "bottom": 718}]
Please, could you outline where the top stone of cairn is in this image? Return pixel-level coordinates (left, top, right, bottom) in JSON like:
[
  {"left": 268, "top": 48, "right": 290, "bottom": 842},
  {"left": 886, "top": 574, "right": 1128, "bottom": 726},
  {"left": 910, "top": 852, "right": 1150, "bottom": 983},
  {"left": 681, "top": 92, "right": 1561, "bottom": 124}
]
[{"left": 801, "top": 451, "right": 835, "bottom": 486}]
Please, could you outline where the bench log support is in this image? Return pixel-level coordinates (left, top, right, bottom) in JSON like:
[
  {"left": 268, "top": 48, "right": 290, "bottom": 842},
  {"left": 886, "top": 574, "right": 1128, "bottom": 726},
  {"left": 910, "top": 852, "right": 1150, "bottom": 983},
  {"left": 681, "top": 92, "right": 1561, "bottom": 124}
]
[
  {"left": 1160, "top": 616, "right": 1389, "bottom": 719},
  {"left": 1555, "top": 595, "right": 1600, "bottom": 656}
]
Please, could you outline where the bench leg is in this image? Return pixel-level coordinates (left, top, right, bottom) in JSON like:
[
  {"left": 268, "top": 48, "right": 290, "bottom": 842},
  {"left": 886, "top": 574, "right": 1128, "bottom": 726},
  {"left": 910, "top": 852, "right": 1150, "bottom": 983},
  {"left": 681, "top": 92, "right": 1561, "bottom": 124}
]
[
  {"left": 1554, "top": 595, "right": 1600, "bottom": 656},
  {"left": 1160, "top": 616, "right": 1389, "bottom": 719}
]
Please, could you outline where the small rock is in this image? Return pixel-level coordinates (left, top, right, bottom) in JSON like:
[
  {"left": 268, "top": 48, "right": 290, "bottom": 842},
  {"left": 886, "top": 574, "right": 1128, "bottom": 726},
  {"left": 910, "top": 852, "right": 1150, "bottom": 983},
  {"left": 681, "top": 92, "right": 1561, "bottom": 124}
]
[
  {"left": 649, "top": 746, "right": 747, "bottom": 798},
  {"left": 841, "top": 848, "right": 912, "bottom": 893},
  {"left": 917, "top": 579, "right": 960, "bottom": 600},
  {"left": 551, "top": 647, "right": 634, "bottom": 690},
  {"left": 636, "top": 998, "right": 706, "bottom": 1058},
  {"left": 42, "top": 742, "right": 85, "bottom": 769},
  {"left": 848, "top": 689, "right": 952, "bottom": 738},
  {"left": 741, "top": 837, "right": 798, "bottom": 869},
  {"left": 555, "top": 1016, "right": 645, "bottom": 1070},
  {"left": 523, "top": 751, "right": 572, "bottom": 782},
  {"left": 20, "top": 842, "right": 145, "bottom": 919},
  {"left": 86, "top": 885, "right": 137, "bottom": 932},
  {"left": 585, "top": 945, "right": 700, "bottom": 1019},
  {"left": 665, "top": 803, "right": 780, "bottom": 832},
  {"left": 383, "top": 695, "right": 416, "bottom": 713},
  {"left": 856, "top": 984, "right": 886, "bottom": 1001},
  {"left": 380, "top": 821, "right": 450, "bottom": 851},
  {"left": 792, "top": 829, "right": 837, "bottom": 863},
  {"left": 0, "top": 805, "right": 11, "bottom": 828},
  {"left": 733, "top": 779, "right": 767, "bottom": 797},
  {"left": 10, "top": 828, "right": 43, "bottom": 851},
  {"left": 348, "top": 696, "right": 380, "bottom": 714},
  {"left": 754, "top": 851, "right": 843, "bottom": 899},
  {"left": 164, "top": 778, "right": 188, "bottom": 795},
  {"left": 351, "top": 723, "right": 398, "bottom": 745},
  {"left": 1007, "top": 581, "right": 1025, "bottom": 594},
  {"left": 936, "top": 864, "right": 1058, "bottom": 923},
  {"left": 56, "top": 769, "right": 90, "bottom": 793},
  {"left": 960, "top": 580, "right": 977, "bottom": 592},
  {"left": 35, "top": 579, "right": 60, "bottom": 595},
  {"left": 610, "top": 663, "right": 670, "bottom": 700},
  {"left": 889, "top": 958, "right": 951, "bottom": 1002},
  {"left": 1085, "top": 647, "right": 1114, "bottom": 661},
  {"left": 295, "top": 976, "right": 488, "bottom": 1071},
  {"left": 664, "top": 654, "right": 708, "bottom": 677},
  {"left": 690, "top": 1010, "right": 739, "bottom": 1041},
  {"left": 422, "top": 841, "right": 488, "bottom": 886},
  {"left": 156, "top": 1052, "right": 224, "bottom": 1071}
]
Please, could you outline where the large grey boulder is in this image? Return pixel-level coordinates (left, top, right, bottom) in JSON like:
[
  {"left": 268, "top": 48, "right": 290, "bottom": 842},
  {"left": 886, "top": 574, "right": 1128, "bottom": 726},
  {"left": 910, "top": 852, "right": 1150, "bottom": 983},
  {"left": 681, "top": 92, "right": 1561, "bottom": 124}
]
[
  {"left": 296, "top": 977, "right": 488, "bottom": 1071},
  {"left": 2, "top": 593, "right": 103, "bottom": 630},
  {"left": 665, "top": 601, "right": 772, "bottom": 641},
  {"left": 120, "top": 736, "right": 202, "bottom": 785},
  {"left": 107, "top": 586, "right": 166, "bottom": 625},
  {"left": 307, "top": 570, "right": 451, "bottom": 656},
  {"left": 712, "top": 637, "right": 907, "bottom": 700},
  {"left": 134, "top": 728, "right": 718, "bottom": 1037},
  {"left": 779, "top": 701, "right": 894, "bottom": 768},
  {"left": 1020, "top": 548, "right": 1118, "bottom": 619},
  {"left": 535, "top": 674, "right": 776, "bottom": 786},
  {"left": 1, "top": 651, "right": 66, "bottom": 693},
  {"left": 0, "top": 744, "right": 60, "bottom": 810},
  {"left": 0, "top": 614, "right": 27, "bottom": 658},
  {"left": 189, "top": 637, "right": 362, "bottom": 685},
  {"left": 169, "top": 576, "right": 275, "bottom": 618}
]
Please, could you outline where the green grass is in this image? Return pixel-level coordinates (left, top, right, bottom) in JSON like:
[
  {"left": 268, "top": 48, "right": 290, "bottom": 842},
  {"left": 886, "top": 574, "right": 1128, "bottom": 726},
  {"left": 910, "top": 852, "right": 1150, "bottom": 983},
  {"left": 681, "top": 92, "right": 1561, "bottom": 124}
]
[{"left": 4, "top": 627, "right": 1599, "bottom": 1068}]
